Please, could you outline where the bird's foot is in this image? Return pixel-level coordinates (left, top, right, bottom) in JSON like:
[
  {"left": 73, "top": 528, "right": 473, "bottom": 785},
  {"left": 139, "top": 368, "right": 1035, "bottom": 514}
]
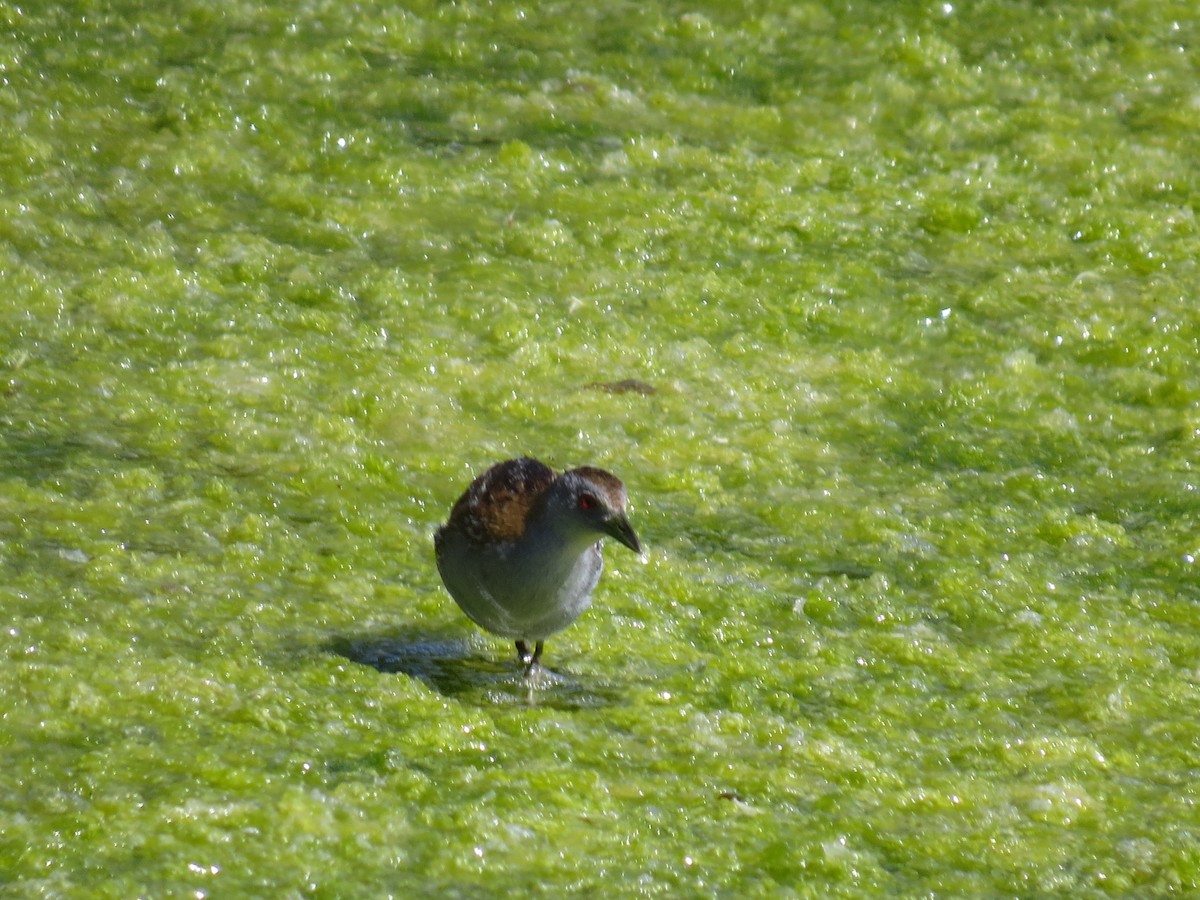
[{"left": 516, "top": 640, "right": 545, "bottom": 679}]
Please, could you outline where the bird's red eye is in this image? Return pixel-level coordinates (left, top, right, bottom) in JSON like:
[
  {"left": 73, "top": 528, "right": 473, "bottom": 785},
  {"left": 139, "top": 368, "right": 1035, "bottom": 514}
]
[{"left": 579, "top": 492, "right": 597, "bottom": 511}]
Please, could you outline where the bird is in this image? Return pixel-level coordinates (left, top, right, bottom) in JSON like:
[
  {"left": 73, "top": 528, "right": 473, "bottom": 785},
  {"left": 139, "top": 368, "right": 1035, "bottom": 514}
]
[{"left": 434, "top": 457, "right": 641, "bottom": 675}]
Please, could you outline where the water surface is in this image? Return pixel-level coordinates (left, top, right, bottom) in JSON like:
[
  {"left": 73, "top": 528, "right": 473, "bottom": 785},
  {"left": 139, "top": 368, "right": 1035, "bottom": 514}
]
[{"left": 2, "top": 0, "right": 1198, "bottom": 895}]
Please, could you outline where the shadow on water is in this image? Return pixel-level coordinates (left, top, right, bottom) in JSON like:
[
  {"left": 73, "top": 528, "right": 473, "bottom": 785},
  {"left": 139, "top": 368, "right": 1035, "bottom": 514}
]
[{"left": 324, "top": 627, "right": 625, "bottom": 710}]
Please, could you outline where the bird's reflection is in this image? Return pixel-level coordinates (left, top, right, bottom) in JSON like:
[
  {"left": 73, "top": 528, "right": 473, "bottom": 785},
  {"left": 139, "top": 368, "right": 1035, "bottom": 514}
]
[{"left": 324, "top": 628, "right": 623, "bottom": 709}]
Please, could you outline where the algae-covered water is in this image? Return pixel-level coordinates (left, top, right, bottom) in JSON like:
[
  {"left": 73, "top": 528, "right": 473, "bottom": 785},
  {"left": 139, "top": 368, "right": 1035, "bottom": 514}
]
[{"left": 3, "top": 0, "right": 1199, "bottom": 895}]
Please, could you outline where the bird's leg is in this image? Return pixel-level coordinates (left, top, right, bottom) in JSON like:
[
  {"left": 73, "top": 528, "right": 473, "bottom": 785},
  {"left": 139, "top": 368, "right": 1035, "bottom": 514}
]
[
  {"left": 516, "top": 640, "right": 536, "bottom": 668},
  {"left": 516, "top": 640, "right": 544, "bottom": 677}
]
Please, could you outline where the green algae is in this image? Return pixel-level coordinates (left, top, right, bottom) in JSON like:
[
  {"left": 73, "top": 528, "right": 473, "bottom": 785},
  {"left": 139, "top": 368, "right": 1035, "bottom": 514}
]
[{"left": 1, "top": 0, "right": 1199, "bottom": 895}]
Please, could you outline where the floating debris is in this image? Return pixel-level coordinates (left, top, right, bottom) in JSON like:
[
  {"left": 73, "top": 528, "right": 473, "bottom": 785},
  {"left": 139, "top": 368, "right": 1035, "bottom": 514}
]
[{"left": 585, "top": 379, "right": 657, "bottom": 395}]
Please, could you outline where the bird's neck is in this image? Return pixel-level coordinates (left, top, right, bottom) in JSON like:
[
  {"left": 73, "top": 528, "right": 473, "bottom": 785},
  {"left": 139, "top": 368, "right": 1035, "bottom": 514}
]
[{"left": 517, "top": 515, "right": 597, "bottom": 569}]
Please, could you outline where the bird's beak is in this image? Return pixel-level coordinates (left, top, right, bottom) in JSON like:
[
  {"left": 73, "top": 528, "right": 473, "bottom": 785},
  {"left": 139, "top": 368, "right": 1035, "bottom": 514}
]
[{"left": 604, "top": 514, "right": 642, "bottom": 554}]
